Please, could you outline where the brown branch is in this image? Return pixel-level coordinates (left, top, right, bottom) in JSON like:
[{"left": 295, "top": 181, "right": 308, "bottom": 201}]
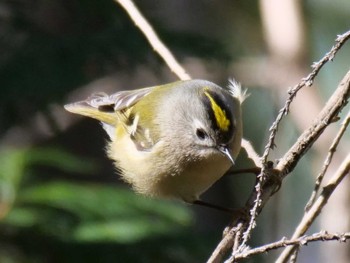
[
  {"left": 276, "top": 152, "right": 350, "bottom": 263},
  {"left": 262, "top": 30, "right": 350, "bottom": 164},
  {"left": 230, "top": 31, "right": 349, "bottom": 254},
  {"left": 241, "top": 138, "right": 262, "bottom": 167},
  {"left": 208, "top": 69, "right": 350, "bottom": 263},
  {"left": 305, "top": 110, "right": 350, "bottom": 211},
  {"left": 232, "top": 31, "right": 350, "bottom": 257},
  {"left": 228, "top": 231, "right": 350, "bottom": 261},
  {"left": 114, "top": 0, "right": 191, "bottom": 80},
  {"left": 275, "top": 70, "right": 350, "bottom": 175}
]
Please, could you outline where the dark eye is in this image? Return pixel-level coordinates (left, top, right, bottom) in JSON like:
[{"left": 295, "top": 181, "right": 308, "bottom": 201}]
[{"left": 196, "top": 128, "right": 207, "bottom": 140}]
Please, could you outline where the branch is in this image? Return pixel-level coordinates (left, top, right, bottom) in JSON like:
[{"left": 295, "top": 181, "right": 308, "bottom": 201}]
[
  {"left": 114, "top": 0, "right": 191, "bottom": 80},
  {"left": 208, "top": 68, "right": 350, "bottom": 263},
  {"left": 305, "top": 110, "right": 350, "bottom": 210},
  {"left": 276, "top": 152, "right": 350, "bottom": 262},
  {"left": 230, "top": 30, "right": 350, "bottom": 256},
  {"left": 275, "top": 69, "right": 350, "bottom": 175},
  {"left": 241, "top": 138, "right": 262, "bottom": 167},
  {"left": 229, "top": 231, "right": 350, "bottom": 261},
  {"left": 262, "top": 30, "right": 350, "bottom": 164}
]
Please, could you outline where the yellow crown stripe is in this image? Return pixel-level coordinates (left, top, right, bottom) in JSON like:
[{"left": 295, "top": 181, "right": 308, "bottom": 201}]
[{"left": 204, "top": 91, "right": 230, "bottom": 131}]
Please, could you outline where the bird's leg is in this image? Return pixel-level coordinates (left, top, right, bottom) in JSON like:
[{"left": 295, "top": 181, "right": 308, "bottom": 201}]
[
  {"left": 191, "top": 200, "right": 248, "bottom": 219},
  {"left": 192, "top": 200, "right": 234, "bottom": 213}
]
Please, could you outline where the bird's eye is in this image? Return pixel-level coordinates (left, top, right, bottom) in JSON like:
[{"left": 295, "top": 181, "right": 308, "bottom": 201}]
[{"left": 196, "top": 128, "right": 207, "bottom": 140}]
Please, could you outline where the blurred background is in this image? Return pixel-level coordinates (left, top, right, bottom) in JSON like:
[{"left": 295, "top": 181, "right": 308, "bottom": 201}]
[{"left": 0, "top": 0, "right": 349, "bottom": 262}]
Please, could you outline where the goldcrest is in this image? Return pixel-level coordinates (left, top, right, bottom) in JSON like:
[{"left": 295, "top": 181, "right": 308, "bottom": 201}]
[{"left": 64, "top": 79, "right": 244, "bottom": 204}]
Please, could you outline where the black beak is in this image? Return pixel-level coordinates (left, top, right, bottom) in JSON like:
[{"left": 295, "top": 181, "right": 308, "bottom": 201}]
[{"left": 218, "top": 145, "right": 235, "bottom": 165}]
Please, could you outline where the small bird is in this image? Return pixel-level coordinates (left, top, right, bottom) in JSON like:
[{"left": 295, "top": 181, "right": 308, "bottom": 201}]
[{"left": 65, "top": 79, "right": 244, "bottom": 208}]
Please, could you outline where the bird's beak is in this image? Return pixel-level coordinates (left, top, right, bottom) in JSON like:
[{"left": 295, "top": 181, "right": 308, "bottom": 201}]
[{"left": 218, "top": 145, "right": 235, "bottom": 165}]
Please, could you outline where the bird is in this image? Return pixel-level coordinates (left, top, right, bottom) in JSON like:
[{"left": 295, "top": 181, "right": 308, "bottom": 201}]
[{"left": 64, "top": 79, "right": 245, "bottom": 210}]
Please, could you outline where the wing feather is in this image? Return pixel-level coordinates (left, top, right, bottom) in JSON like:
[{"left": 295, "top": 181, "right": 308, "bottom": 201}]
[
  {"left": 81, "top": 87, "right": 153, "bottom": 112},
  {"left": 64, "top": 87, "right": 153, "bottom": 125}
]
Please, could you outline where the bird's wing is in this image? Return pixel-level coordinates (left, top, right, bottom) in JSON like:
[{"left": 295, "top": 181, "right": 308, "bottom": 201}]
[
  {"left": 64, "top": 87, "right": 153, "bottom": 125},
  {"left": 87, "top": 87, "right": 153, "bottom": 112}
]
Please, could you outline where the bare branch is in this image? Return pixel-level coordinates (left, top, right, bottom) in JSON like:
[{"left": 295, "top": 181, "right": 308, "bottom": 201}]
[
  {"left": 241, "top": 138, "right": 262, "bottom": 167},
  {"left": 114, "top": 0, "right": 191, "bottom": 80},
  {"left": 262, "top": 30, "right": 350, "bottom": 164},
  {"left": 228, "top": 31, "right": 350, "bottom": 253},
  {"left": 208, "top": 67, "right": 350, "bottom": 263},
  {"left": 276, "top": 153, "right": 350, "bottom": 263},
  {"left": 305, "top": 110, "right": 350, "bottom": 210},
  {"left": 208, "top": 223, "right": 245, "bottom": 263},
  {"left": 275, "top": 70, "right": 350, "bottom": 175},
  {"left": 228, "top": 231, "right": 350, "bottom": 261}
]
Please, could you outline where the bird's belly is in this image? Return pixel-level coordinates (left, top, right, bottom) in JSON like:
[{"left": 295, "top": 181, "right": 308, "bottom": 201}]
[
  {"left": 150, "top": 155, "right": 231, "bottom": 202},
  {"left": 110, "top": 134, "right": 233, "bottom": 202}
]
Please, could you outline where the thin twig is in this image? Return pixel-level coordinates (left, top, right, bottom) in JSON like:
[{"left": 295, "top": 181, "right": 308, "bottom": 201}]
[
  {"left": 275, "top": 70, "right": 350, "bottom": 174},
  {"left": 232, "top": 224, "right": 244, "bottom": 252},
  {"left": 305, "top": 110, "right": 350, "bottom": 211},
  {"left": 263, "top": 30, "right": 350, "bottom": 163},
  {"left": 228, "top": 231, "right": 350, "bottom": 261},
  {"left": 114, "top": 0, "right": 191, "bottom": 80},
  {"left": 289, "top": 250, "right": 299, "bottom": 263},
  {"left": 276, "top": 152, "right": 350, "bottom": 263},
  {"left": 241, "top": 138, "right": 262, "bottom": 167},
  {"left": 209, "top": 224, "right": 244, "bottom": 263}
]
